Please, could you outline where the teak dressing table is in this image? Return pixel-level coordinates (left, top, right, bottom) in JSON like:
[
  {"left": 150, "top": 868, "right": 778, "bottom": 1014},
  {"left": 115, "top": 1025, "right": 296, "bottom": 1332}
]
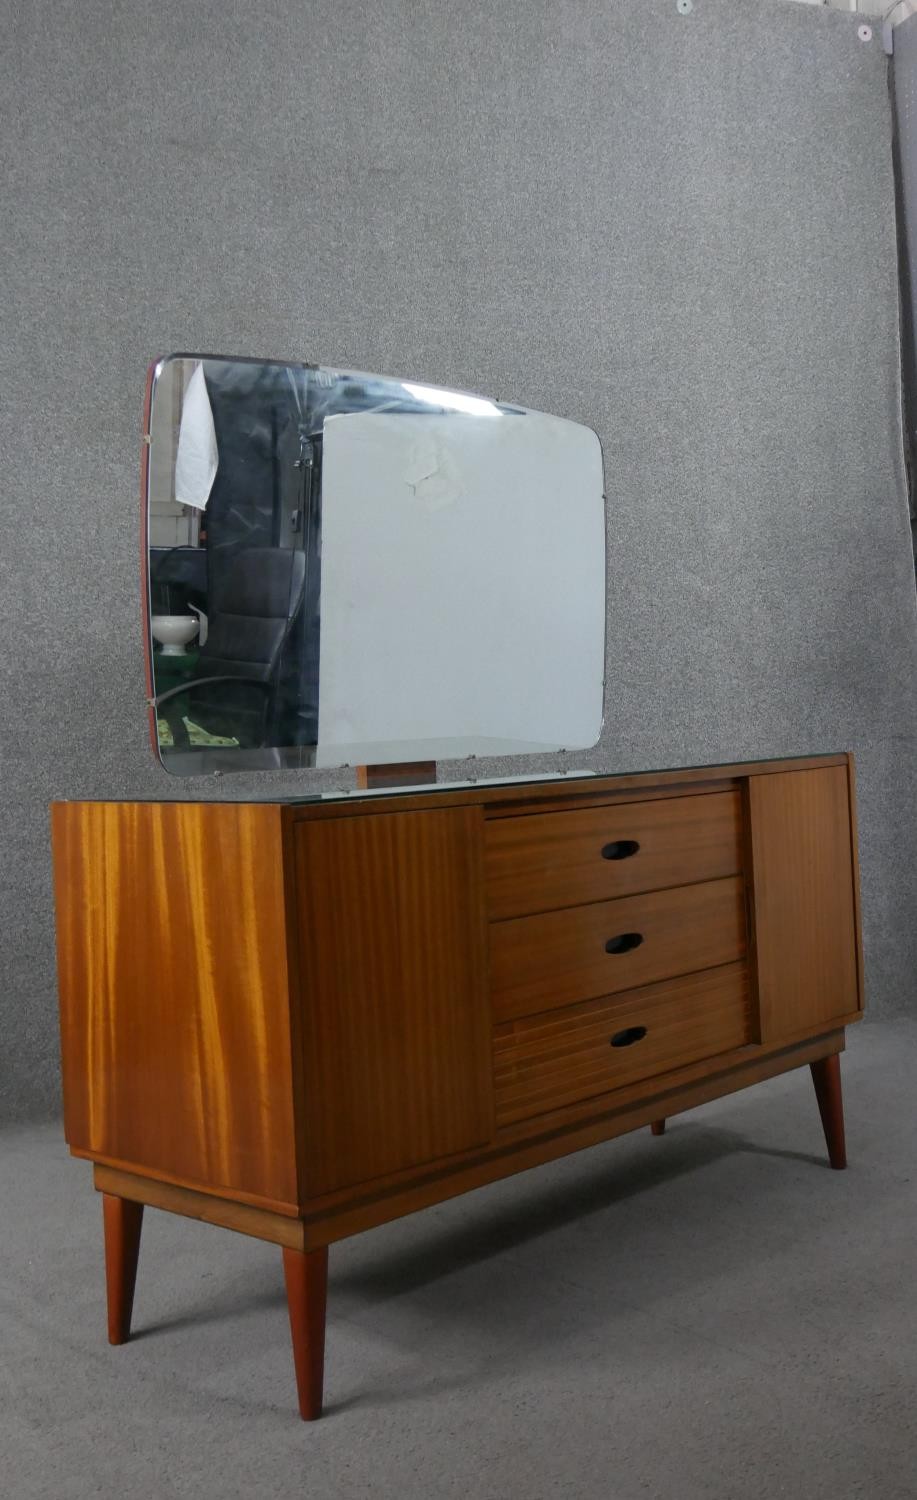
[{"left": 52, "top": 750, "right": 863, "bottom": 1420}]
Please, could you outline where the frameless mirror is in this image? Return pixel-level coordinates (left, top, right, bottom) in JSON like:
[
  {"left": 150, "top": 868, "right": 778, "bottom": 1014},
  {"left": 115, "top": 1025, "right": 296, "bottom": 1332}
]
[{"left": 144, "top": 354, "right": 606, "bottom": 776}]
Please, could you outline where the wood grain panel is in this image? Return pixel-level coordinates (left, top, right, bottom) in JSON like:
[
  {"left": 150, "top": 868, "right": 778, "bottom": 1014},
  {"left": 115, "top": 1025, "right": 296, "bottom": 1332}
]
[
  {"left": 296, "top": 1015, "right": 860, "bottom": 1218},
  {"left": 301, "top": 1032, "right": 844, "bottom": 1247},
  {"left": 96, "top": 1028, "right": 843, "bottom": 1256},
  {"left": 52, "top": 801, "right": 299, "bottom": 1210},
  {"left": 845, "top": 756, "right": 866, "bottom": 1013},
  {"left": 484, "top": 789, "right": 741, "bottom": 919},
  {"left": 284, "top": 755, "right": 849, "bottom": 828},
  {"left": 748, "top": 764, "right": 861, "bottom": 1039},
  {"left": 94, "top": 1166, "right": 307, "bottom": 1249},
  {"left": 494, "top": 963, "right": 750, "bottom": 1126},
  {"left": 490, "top": 876, "right": 746, "bottom": 1022},
  {"left": 293, "top": 807, "right": 493, "bottom": 1197}
]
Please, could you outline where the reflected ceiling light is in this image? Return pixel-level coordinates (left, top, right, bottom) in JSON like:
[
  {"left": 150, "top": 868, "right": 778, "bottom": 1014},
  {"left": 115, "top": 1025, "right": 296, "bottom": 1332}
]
[{"left": 402, "top": 383, "right": 501, "bottom": 417}]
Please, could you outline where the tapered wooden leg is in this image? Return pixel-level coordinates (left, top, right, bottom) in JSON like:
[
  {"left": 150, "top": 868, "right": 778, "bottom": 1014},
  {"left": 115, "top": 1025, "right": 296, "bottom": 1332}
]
[
  {"left": 283, "top": 1245, "right": 328, "bottom": 1421},
  {"left": 650, "top": 1119, "right": 666, "bottom": 1136},
  {"left": 102, "top": 1193, "right": 144, "bottom": 1345},
  {"left": 810, "top": 1054, "right": 847, "bottom": 1170}
]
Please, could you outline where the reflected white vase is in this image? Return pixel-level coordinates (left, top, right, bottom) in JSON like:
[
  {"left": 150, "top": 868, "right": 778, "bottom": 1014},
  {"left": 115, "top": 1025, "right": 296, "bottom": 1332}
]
[{"left": 151, "top": 614, "right": 199, "bottom": 656}]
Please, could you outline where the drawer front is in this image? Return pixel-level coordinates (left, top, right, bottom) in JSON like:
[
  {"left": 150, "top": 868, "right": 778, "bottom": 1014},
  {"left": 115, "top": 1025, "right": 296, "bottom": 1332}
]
[
  {"left": 485, "top": 790, "right": 742, "bottom": 920},
  {"left": 490, "top": 875, "right": 746, "bottom": 1022},
  {"left": 494, "top": 963, "right": 751, "bottom": 1127}
]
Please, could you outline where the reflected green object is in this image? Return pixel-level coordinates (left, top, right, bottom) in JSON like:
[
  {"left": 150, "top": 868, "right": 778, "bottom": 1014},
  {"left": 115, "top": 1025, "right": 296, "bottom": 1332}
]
[{"left": 157, "top": 715, "right": 239, "bottom": 749}]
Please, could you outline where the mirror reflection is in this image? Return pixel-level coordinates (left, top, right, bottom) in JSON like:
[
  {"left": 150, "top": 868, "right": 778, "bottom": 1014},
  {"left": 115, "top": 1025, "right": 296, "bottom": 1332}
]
[{"left": 145, "top": 355, "right": 606, "bottom": 775}]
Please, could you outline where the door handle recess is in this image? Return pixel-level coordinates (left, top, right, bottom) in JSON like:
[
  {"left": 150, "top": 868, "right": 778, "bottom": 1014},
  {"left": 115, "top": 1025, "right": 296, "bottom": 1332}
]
[
  {"left": 604, "top": 931, "right": 644, "bottom": 955},
  {"left": 601, "top": 840, "right": 640, "bottom": 861},
  {"left": 610, "top": 1026, "right": 647, "bottom": 1048}
]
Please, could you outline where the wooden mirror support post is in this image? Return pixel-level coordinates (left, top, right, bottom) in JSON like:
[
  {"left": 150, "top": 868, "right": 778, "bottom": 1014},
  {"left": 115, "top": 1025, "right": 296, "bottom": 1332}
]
[{"left": 354, "top": 761, "right": 437, "bottom": 790}]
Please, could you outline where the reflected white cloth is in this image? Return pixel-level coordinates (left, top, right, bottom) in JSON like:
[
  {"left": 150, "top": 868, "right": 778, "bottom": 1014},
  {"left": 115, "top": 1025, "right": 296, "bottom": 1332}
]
[{"left": 174, "top": 363, "right": 218, "bottom": 510}]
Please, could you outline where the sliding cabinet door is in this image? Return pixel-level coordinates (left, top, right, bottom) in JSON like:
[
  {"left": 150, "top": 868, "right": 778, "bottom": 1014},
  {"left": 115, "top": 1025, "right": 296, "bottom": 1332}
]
[{"left": 747, "top": 763, "right": 862, "bottom": 1042}]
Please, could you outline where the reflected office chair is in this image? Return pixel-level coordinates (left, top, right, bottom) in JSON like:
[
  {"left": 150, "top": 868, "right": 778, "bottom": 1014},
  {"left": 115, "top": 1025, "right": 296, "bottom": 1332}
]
[{"left": 154, "top": 546, "right": 307, "bottom": 751}]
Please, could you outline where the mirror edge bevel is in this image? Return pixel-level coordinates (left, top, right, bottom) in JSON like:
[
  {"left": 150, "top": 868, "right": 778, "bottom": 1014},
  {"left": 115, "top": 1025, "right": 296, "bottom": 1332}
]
[{"left": 141, "top": 356, "right": 161, "bottom": 769}]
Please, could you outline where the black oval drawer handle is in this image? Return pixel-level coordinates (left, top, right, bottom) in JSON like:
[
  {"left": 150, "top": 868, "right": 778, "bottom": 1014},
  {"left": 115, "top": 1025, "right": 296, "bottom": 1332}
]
[
  {"left": 604, "top": 931, "right": 644, "bottom": 955},
  {"left": 610, "top": 1025, "right": 647, "bottom": 1048},
  {"left": 601, "top": 839, "right": 640, "bottom": 861}
]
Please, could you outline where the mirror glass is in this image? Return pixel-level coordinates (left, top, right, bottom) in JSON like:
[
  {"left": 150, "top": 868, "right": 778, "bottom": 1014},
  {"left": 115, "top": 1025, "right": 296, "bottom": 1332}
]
[{"left": 145, "top": 354, "right": 606, "bottom": 776}]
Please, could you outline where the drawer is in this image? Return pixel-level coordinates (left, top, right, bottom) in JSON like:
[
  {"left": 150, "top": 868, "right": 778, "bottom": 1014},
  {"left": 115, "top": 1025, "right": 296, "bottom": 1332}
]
[
  {"left": 494, "top": 963, "right": 751, "bottom": 1127},
  {"left": 490, "top": 875, "right": 746, "bottom": 1022},
  {"left": 484, "top": 790, "right": 742, "bottom": 920}
]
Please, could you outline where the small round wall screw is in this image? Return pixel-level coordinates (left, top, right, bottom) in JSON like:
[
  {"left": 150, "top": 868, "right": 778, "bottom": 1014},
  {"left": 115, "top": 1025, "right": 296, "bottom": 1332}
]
[
  {"left": 677, "top": 0, "right": 693, "bottom": 13},
  {"left": 858, "top": 24, "right": 873, "bottom": 42}
]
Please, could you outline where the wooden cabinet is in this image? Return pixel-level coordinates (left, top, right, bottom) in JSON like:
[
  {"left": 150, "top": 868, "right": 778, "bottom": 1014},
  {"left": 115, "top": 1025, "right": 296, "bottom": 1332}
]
[{"left": 51, "top": 752, "right": 863, "bottom": 1421}]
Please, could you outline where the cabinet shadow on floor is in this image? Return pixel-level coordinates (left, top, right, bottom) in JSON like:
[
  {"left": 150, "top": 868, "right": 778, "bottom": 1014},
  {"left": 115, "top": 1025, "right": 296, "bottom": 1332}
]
[
  {"left": 333, "top": 1124, "right": 829, "bottom": 1304},
  {"left": 135, "top": 1120, "right": 826, "bottom": 1343}
]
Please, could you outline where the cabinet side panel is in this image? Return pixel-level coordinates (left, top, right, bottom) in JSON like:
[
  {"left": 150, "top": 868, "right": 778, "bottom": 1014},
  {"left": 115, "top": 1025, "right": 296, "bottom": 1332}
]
[
  {"left": 748, "top": 767, "right": 860, "bottom": 1040},
  {"left": 51, "top": 802, "right": 299, "bottom": 1210},
  {"left": 294, "top": 807, "right": 493, "bottom": 1197}
]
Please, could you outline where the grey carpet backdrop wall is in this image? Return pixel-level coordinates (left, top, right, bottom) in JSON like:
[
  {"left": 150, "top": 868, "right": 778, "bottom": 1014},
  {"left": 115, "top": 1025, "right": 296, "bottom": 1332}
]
[
  {"left": 2, "top": 0, "right": 916, "bottom": 1121},
  {"left": 891, "top": 9, "right": 917, "bottom": 564}
]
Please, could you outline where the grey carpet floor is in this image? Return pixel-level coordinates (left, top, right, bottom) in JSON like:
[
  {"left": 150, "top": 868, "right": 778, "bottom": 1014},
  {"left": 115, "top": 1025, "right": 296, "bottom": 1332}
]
[{"left": 2, "top": 1018, "right": 916, "bottom": 1500}]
